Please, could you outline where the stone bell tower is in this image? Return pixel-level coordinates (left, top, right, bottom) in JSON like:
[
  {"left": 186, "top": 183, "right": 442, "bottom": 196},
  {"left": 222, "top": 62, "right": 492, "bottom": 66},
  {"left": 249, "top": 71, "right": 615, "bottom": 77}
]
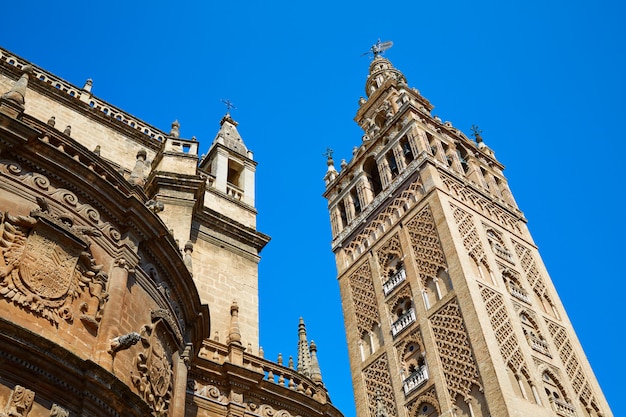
[{"left": 323, "top": 45, "right": 612, "bottom": 417}]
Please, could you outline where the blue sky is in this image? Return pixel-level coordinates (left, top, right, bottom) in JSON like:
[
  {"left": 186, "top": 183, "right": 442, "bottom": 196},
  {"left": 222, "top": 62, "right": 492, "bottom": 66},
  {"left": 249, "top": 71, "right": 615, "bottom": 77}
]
[{"left": 2, "top": 1, "right": 624, "bottom": 416}]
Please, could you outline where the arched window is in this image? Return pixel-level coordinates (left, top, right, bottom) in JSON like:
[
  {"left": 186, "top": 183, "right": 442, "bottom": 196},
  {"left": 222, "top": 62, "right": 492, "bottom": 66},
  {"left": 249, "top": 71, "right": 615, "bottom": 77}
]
[
  {"left": 338, "top": 200, "right": 348, "bottom": 228},
  {"left": 520, "top": 313, "right": 551, "bottom": 357},
  {"left": 456, "top": 146, "right": 470, "bottom": 173},
  {"left": 350, "top": 188, "right": 361, "bottom": 215},
  {"left": 542, "top": 371, "right": 575, "bottom": 415},
  {"left": 363, "top": 156, "right": 383, "bottom": 196},
  {"left": 391, "top": 297, "right": 415, "bottom": 337},
  {"left": 387, "top": 151, "right": 399, "bottom": 179},
  {"left": 400, "top": 136, "right": 415, "bottom": 164}
]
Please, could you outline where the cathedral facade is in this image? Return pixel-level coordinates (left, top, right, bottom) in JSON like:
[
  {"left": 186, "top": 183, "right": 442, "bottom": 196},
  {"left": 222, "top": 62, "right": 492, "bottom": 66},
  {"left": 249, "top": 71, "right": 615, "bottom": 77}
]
[
  {"left": 322, "top": 52, "right": 612, "bottom": 417},
  {"left": 0, "top": 47, "right": 340, "bottom": 417}
]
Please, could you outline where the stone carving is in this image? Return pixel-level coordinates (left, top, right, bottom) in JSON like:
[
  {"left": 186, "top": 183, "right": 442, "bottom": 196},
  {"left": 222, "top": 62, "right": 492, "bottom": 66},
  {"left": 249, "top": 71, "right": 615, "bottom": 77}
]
[
  {"left": 440, "top": 172, "right": 522, "bottom": 234},
  {"left": 405, "top": 205, "right": 448, "bottom": 286},
  {"left": 512, "top": 241, "right": 554, "bottom": 310},
  {"left": 429, "top": 298, "right": 482, "bottom": 401},
  {"left": 479, "top": 285, "right": 528, "bottom": 374},
  {"left": 339, "top": 173, "right": 424, "bottom": 256},
  {"left": 0, "top": 160, "right": 122, "bottom": 243},
  {"left": 362, "top": 354, "right": 397, "bottom": 417},
  {"left": 145, "top": 200, "right": 164, "bottom": 214},
  {"left": 49, "top": 404, "right": 69, "bottom": 417},
  {"left": 0, "top": 385, "right": 35, "bottom": 417},
  {"left": 109, "top": 331, "right": 142, "bottom": 354},
  {"left": 450, "top": 203, "right": 490, "bottom": 278},
  {"left": 0, "top": 202, "right": 108, "bottom": 326},
  {"left": 131, "top": 320, "right": 173, "bottom": 416},
  {"left": 348, "top": 262, "right": 381, "bottom": 336},
  {"left": 546, "top": 320, "right": 598, "bottom": 407}
]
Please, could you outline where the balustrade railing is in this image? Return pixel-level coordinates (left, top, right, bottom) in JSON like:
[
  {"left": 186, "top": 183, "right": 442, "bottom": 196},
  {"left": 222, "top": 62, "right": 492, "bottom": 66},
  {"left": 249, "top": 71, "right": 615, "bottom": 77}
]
[
  {"left": 402, "top": 365, "right": 428, "bottom": 395},
  {"left": 226, "top": 182, "right": 243, "bottom": 200},
  {"left": 383, "top": 269, "right": 406, "bottom": 295},
  {"left": 0, "top": 47, "right": 166, "bottom": 142},
  {"left": 196, "top": 339, "right": 328, "bottom": 404},
  {"left": 552, "top": 398, "right": 576, "bottom": 417},
  {"left": 507, "top": 283, "right": 531, "bottom": 304},
  {"left": 391, "top": 307, "right": 416, "bottom": 337},
  {"left": 528, "top": 334, "right": 552, "bottom": 357}
]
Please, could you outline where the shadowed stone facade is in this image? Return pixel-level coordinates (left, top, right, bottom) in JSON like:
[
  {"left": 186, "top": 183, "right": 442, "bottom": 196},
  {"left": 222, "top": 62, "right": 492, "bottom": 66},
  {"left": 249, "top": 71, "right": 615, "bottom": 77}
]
[
  {"left": 323, "top": 49, "right": 613, "bottom": 417},
  {"left": 0, "top": 47, "right": 341, "bottom": 417}
]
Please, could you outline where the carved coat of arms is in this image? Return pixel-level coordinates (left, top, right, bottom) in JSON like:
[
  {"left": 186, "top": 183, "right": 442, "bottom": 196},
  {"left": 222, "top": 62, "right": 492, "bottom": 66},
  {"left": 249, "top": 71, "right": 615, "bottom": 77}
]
[
  {"left": 0, "top": 200, "right": 108, "bottom": 327},
  {"left": 132, "top": 319, "right": 173, "bottom": 417}
]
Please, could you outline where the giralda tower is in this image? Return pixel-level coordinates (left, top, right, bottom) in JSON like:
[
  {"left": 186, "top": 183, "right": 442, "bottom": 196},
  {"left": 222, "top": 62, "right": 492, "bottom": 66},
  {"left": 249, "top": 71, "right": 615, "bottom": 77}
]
[{"left": 322, "top": 44, "right": 612, "bottom": 417}]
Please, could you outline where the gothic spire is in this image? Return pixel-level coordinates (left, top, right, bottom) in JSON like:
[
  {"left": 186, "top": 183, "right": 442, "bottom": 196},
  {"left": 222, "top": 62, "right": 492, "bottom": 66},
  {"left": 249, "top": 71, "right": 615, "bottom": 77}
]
[
  {"left": 297, "top": 317, "right": 311, "bottom": 377},
  {"left": 309, "top": 339, "right": 323, "bottom": 384},
  {"left": 212, "top": 112, "right": 248, "bottom": 156}
]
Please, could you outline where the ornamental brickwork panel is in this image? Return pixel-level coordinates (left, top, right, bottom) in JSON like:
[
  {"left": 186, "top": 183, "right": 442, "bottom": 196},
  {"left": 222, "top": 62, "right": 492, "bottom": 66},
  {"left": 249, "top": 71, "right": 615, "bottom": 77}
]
[
  {"left": 512, "top": 241, "right": 549, "bottom": 301},
  {"left": 429, "top": 298, "right": 482, "bottom": 401},
  {"left": 479, "top": 285, "right": 528, "bottom": 374},
  {"left": 348, "top": 262, "right": 381, "bottom": 335},
  {"left": 546, "top": 320, "right": 598, "bottom": 408},
  {"left": 450, "top": 204, "right": 487, "bottom": 268},
  {"left": 363, "top": 353, "right": 397, "bottom": 417},
  {"left": 405, "top": 206, "right": 447, "bottom": 285},
  {"left": 440, "top": 173, "right": 522, "bottom": 234}
]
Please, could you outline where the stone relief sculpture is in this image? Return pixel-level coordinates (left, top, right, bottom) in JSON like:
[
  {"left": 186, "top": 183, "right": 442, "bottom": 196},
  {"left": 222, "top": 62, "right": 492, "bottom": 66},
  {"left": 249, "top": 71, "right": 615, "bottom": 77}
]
[
  {"left": 0, "top": 199, "right": 108, "bottom": 327},
  {"left": 131, "top": 319, "right": 173, "bottom": 417},
  {"left": 0, "top": 385, "right": 35, "bottom": 417}
]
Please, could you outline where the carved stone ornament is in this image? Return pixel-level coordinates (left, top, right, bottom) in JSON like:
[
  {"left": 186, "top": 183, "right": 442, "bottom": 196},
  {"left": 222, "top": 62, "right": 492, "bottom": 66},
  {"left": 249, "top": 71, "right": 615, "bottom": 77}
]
[
  {"left": 0, "top": 202, "right": 108, "bottom": 326},
  {"left": 49, "top": 404, "right": 69, "bottom": 417},
  {"left": 0, "top": 385, "right": 35, "bottom": 417},
  {"left": 131, "top": 320, "right": 173, "bottom": 416}
]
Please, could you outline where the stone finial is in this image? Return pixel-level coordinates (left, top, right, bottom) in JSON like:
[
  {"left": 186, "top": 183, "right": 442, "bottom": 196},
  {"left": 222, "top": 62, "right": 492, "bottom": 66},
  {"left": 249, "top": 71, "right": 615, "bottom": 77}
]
[
  {"left": 47, "top": 116, "right": 56, "bottom": 127},
  {"left": 309, "top": 340, "right": 323, "bottom": 384},
  {"left": 83, "top": 78, "right": 93, "bottom": 92},
  {"left": 63, "top": 125, "right": 71, "bottom": 136},
  {"left": 170, "top": 120, "right": 180, "bottom": 138},
  {"left": 227, "top": 300, "right": 242, "bottom": 346},
  {"left": 288, "top": 355, "right": 294, "bottom": 369},
  {"left": 258, "top": 346, "right": 264, "bottom": 358},
  {"left": 2, "top": 64, "right": 33, "bottom": 107},
  {"left": 340, "top": 159, "right": 347, "bottom": 169},
  {"left": 184, "top": 241, "right": 193, "bottom": 276},
  {"left": 277, "top": 353, "right": 283, "bottom": 365},
  {"left": 93, "top": 145, "right": 101, "bottom": 156},
  {"left": 297, "top": 317, "right": 311, "bottom": 377},
  {"left": 129, "top": 149, "right": 147, "bottom": 186}
]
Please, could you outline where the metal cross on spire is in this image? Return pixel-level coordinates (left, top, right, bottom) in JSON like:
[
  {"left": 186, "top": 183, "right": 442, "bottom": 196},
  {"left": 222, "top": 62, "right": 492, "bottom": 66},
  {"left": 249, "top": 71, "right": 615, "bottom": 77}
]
[
  {"left": 221, "top": 99, "right": 237, "bottom": 112},
  {"left": 323, "top": 148, "right": 334, "bottom": 159}
]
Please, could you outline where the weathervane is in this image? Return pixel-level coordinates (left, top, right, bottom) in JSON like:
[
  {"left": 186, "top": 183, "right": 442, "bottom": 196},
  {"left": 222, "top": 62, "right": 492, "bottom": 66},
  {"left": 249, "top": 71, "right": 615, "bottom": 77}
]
[
  {"left": 363, "top": 39, "right": 393, "bottom": 58},
  {"left": 221, "top": 99, "right": 237, "bottom": 112}
]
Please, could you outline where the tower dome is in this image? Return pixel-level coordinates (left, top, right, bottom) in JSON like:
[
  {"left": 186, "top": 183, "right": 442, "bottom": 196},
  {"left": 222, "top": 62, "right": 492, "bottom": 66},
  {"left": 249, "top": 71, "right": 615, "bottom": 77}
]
[{"left": 365, "top": 56, "right": 406, "bottom": 97}]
